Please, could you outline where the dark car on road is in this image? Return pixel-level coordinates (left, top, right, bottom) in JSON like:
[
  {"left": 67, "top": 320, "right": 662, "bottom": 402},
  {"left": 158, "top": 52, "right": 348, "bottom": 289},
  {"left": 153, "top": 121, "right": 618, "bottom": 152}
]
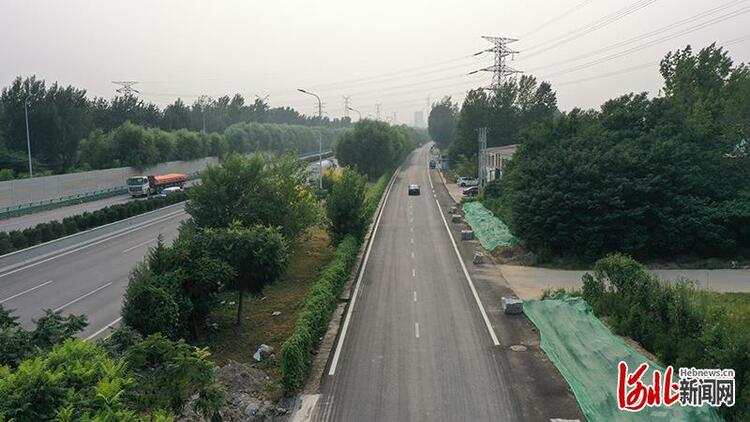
[
  {"left": 408, "top": 184, "right": 421, "bottom": 195},
  {"left": 429, "top": 159, "right": 436, "bottom": 169}
]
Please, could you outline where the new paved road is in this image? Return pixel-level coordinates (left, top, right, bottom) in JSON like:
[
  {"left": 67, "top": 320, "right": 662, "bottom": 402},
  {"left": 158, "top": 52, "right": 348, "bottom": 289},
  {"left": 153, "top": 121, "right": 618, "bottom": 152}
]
[
  {"left": 315, "top": 146, "right": 524, "bottom": 421},
  {"left": 0, "top": 203, "right": 186, "bottom": 339}
]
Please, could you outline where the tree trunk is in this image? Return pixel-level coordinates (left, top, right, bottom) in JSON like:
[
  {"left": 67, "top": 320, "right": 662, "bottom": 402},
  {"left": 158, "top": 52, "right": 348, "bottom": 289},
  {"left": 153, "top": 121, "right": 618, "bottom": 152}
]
[{"left": 236, "top": 288, "right": 244, "bottom": 325}]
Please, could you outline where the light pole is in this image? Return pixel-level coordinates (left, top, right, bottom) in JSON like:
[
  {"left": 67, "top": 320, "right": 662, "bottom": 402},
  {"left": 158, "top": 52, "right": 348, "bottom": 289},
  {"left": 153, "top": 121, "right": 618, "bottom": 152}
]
[
  {"left": 297, "top": 88, "right": 323, "bottom": 189},
  {"left": 347, "top": 106, "right": 362, "bottom": 121},
  {"left": 24, "top": 97, "right": 33, "bottom": 177}
]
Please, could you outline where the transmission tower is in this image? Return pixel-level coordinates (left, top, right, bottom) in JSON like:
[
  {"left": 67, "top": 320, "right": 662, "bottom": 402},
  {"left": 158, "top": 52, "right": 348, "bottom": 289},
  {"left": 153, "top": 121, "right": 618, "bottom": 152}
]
[
  {"left": 375, "top": 103, "right": 381, "bottom": 120},
  {"left": 343, "top": 96, "right": 352, "bottom": 118},
  {"left": 469, "top": 36, "right": 520, "bottom": 90},
  {"left": 112, "top": 81, "right": 139, "bottom": 95}
]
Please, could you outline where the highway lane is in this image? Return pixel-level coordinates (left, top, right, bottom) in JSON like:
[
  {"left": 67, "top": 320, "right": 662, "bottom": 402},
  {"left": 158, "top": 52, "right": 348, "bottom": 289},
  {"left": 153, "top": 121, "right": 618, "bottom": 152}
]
[
  {"left": 315, "top": 145, "right": 522, "bottom": 421},
  {"left": 0, "top": 193, "right": 134, "bottom": 232},
  {"left": 0, "top": 178, "right": 201, "bottom": 233},
  {"left": 0, "top": 204, "right": 185, "bottom": 339}
]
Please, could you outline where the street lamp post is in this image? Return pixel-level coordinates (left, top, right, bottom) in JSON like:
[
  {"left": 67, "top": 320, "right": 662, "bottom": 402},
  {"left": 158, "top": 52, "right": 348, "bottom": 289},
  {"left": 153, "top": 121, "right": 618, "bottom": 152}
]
[
  {"left": 24, "top": 97, "right": 33, "bottom": 177},
  {"left": 347, "top": 106, "right": 362, "bottom": 121},
  {"left": 297, "top": 88, "right": 323, "bottom": 189}
]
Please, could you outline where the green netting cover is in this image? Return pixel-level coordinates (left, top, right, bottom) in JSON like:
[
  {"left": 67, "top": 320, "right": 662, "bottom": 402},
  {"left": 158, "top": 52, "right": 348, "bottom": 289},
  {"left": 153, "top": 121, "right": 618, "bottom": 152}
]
[
  {"left": 461, "top": 201, "right": 518, "bottom": 251},
  {"left": 524, "top": 296, "right": 722, "bottom": 422}
]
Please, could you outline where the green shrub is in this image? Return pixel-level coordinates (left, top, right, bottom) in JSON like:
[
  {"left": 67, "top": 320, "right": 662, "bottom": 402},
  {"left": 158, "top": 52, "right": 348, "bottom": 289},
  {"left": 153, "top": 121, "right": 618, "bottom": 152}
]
[
  {"left": 582, "top": 254, "right": 750, "bottom": 421},
  {"left": 121, "top": 265, "right": 181, "bottom": 339},
  {"left": 125, "top": 334, "right": 224, "bottom": 419},
  {"left": 0, "top": 191, "right": 187, "bottom": 257},
  {"left": 0, "top": 339, "right": 145, "bottom": 421}
]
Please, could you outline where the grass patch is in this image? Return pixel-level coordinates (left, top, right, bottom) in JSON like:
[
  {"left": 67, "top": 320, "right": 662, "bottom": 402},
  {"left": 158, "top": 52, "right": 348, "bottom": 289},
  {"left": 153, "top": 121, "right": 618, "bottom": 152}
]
[{"left": 197, "top": 226, "right": 334, "bottom": 400}]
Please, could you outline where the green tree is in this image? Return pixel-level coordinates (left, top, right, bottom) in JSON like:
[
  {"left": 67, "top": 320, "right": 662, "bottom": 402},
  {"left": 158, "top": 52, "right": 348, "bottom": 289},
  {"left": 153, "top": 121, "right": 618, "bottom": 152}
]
[
  {"left": 326, "top": 168, "right": 367, "bottom": 241},
  {"left": 187, "top": 153, "right": 318, "bottom": 239},
  {"left": 428, "top": 97, "right": 458, "bottom": 149},
  {"left": 198, "top": 223, "right": 288, "bottom": 325},
  {"left": 125, "top": 334, "right": 224, "bottom": 419}
]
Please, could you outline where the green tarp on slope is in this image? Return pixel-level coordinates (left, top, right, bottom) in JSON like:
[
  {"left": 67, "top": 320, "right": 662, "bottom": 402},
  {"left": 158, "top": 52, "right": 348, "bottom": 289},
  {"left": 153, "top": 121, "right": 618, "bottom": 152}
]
[
  {"left": 524, "top": 296, "right": 722, "bottom": 422},
  {"left": 461, "top": 201, "right": 518, "bottom": 251}
]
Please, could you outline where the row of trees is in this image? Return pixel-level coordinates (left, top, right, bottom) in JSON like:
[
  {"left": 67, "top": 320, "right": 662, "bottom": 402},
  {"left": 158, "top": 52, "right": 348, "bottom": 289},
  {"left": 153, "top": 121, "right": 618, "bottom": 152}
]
[
  {"left": 78, "top": 121, "right": 343, "bottom": 170},
  {"left": 0, "top": 76, "right": 351, "bottom": 174},
  {"left": 488, "top": 44, "right": 749, "bottom": 260},
  {"left": 0, "top": 191, "right": 187, "bottom": 255},
  {"left": 427, "top": 75, "right": 558, "bottom": 166},
  {"left": 335, "top": 119, "right": 423, "bottom": 179}
]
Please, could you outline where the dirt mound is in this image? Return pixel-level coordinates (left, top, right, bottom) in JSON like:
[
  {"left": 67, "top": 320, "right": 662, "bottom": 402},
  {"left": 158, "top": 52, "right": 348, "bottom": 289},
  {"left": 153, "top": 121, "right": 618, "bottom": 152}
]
[{"left": 178, "top": 360, "right": 289, "bottom": 422}]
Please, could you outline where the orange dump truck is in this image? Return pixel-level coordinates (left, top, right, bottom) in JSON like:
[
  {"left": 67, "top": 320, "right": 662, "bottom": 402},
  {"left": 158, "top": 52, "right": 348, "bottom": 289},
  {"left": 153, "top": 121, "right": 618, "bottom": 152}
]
[{"left": 126, "top": 173, "right": 188, "bottom": 197}]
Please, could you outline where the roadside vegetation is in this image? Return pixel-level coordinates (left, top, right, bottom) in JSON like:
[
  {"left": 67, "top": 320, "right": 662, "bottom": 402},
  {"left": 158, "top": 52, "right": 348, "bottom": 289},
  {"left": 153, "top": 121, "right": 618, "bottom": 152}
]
[
  {"left": 577, "top": 254, "right": 750, "bottom": 421},
  {"left": 0, "top": 119, "right": 417, "bottom": 419},
  {"left": 430, "top": 42, "right": 749, "bottom": 265},
  {"left": 0, "top": 76, "right": 349, "bottom": 178},
  {"left": 0, "top": 191, "right": 187, "bottom": 255}
]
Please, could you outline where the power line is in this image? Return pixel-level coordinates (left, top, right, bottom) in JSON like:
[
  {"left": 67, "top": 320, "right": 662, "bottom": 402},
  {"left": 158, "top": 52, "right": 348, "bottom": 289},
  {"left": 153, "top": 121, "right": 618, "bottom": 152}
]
[
  {"left": 520, "top": 0, "right": 595, "bottom": 39},
  {"left": 521, "top": 0, "right": 660, "bottom": 58},
  {"left": 524, "top": 0, "right": 749, "bottom": 72},
  {"left": 537, "top": 5, "right": 750, "bottom": 79}
]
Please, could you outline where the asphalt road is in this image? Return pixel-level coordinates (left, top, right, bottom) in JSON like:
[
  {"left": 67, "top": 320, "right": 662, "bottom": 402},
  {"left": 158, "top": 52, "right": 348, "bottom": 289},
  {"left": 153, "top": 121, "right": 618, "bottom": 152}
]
[
  {"left": 0, "top": 203, "right": 186, "bottom": 339},
  {"left": 0, "top": 193, "right": 134, "bottom": 232},
  {"left": 314, "top": 145, "right": 525, "bottom": 421}
]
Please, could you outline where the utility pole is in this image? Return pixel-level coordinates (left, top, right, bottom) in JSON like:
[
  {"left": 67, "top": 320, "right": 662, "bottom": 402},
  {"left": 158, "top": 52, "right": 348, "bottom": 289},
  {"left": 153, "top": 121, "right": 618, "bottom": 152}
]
[
  {"left": 478, "top": 127, "right": 488, "bottom": 187},
  {"left": 375, "top": 103, "right": 381, "bottom": 121},
  {"left": 392, "top": 111, "right": 397, "bottom": 125},
  {"left": 24, "top": 97, "right": 33, "bottom": 177},
  {"left": 343, "top": 96, "right": 352, "bottom": 118},
  {"left": 298, "top": 89, "right": 324, "bottom": 189},
  {"left": 112, "top": 81, "right": 140, "bottom": 95},
  {"left": 469, "top": 36, "right": 520, "bottom": 91}
]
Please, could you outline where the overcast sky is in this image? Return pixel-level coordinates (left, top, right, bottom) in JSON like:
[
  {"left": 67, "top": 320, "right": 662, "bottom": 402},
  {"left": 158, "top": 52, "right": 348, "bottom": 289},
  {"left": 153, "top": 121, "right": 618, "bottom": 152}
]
[{"left": 1, "top": 0, "right": 748, "bottom": 125}]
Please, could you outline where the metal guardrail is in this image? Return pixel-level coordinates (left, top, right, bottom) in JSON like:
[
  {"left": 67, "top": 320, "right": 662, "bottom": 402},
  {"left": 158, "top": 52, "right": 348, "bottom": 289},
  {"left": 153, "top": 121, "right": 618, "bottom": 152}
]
[
  {"left": 0, "top": 171, "right": 202, "bottom": 221},
  {"left": 0, "top": 150, "right": 331, "bottom": 221},
  {"left": 298, "top": 150, "right": 334, "bottom": 161}
]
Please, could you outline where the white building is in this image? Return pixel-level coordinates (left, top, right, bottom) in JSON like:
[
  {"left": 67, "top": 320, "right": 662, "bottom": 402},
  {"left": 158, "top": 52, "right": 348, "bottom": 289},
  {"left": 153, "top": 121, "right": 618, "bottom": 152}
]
[{"left": 484, "top": 144, "right": 517, "bottom": 183}]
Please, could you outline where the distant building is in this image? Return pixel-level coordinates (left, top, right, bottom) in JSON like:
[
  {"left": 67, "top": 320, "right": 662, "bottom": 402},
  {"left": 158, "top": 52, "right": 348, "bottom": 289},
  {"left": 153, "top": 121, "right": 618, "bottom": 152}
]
[
  {"left": 484, "top": 144, "right": 518, "bottom": 182},
  {"left": 413, "top": 111, "right": 425, "bottom": 128}
]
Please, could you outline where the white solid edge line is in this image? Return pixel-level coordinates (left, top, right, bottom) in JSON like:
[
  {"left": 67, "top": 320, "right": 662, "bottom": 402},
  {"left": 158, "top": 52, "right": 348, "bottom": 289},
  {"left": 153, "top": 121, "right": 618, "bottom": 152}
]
[
  {"left": 122, "top": 237, "right": 157, "bottom": 254},
  {"left": 328, "top": 167, "right": 398, "bottom": 376},
  {"left": 428, "top": 160, "right": 501, "bottom": 346},
  {"left": 86, "top": 316, "right": 123, "bottom": 340},
  {"left": 0, "top": 279, "right": 54, "bottom": 304},
  {"left": 0, "top": 210, "right": 184, "bottom": 279},
  {"left": 54, "top": 282, "right": 112, "bottom": 312},
  {"left": 0, "top": 201, "right": 186, "bottom": 261}
]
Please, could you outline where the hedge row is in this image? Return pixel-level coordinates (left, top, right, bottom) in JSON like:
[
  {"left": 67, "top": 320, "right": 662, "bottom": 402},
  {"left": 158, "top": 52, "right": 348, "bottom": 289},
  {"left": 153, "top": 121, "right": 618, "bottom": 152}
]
[
  {"left": 281, "top": 235, "right": 359, "bottom": 390},
  {"left": 0, "top": 192, "right": 187, "bottom": 256},
  {"left": 280, "top": 170, "right": 393, "bottom": 391}
]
